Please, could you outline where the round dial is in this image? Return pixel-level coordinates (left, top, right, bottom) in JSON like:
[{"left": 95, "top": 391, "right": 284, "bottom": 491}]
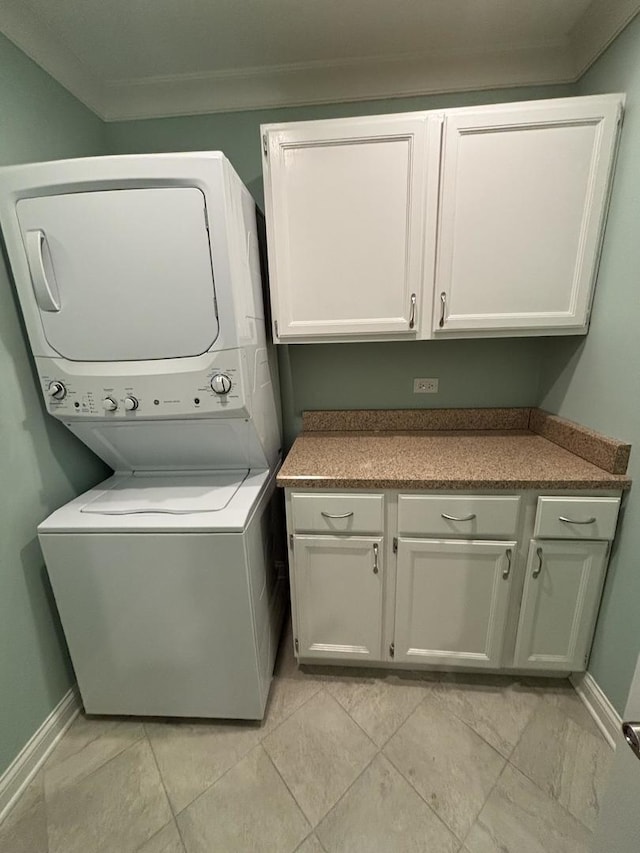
[
  {"left": 123, "top": 396, "right": 139, "bottom": 411},
  {"left": 211, "top": 373, "right": 232, "bottom": 395},
  {"left": 47, "top": 381, "right": 66, "bottom": 400},
  {"left": 102, "top": 397, "right": 118, "bottom": 412}
]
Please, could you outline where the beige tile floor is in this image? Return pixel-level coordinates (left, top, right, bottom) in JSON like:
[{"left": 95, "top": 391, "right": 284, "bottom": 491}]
[{"left": 0, "top": 622, "right": 613, "bottom": 853}]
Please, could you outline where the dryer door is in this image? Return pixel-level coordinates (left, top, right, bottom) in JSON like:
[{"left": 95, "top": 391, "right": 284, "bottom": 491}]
[{"left": 16, "top": 187, "right": 219, "bottom": 361}]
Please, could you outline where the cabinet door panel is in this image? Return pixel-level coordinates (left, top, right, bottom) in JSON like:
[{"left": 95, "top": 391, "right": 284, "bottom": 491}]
[
  {"left": 264, "top": 114, "right": 433, "bottom": 339},
  {"left": 513, "top": 539, "right": 609, "bottom": 671},
  {"left": 394, "top": 538, "right": 514, "bottom": 668},
  {"left": 434, "top": 97, "right": 621, "bottom": 333},
  {"left": 294, "top": 535, "right": 383, "bottom": 661}
]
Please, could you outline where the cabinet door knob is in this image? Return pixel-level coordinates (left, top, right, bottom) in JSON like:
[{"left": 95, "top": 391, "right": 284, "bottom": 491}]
[
  {"left": 409, "top": 293, "right": 417, "bottom": 329},
  {"left": 503, "top": 548, "right": 512, "bottom": 580},
  {"left": 533, "top": 546, "right": 543, "bottom": 578},
  {"left": 439, "top": 292, "right": 447, "bottom": 327},
  {"left": 373, "top": 542, "right": 379, "bottom": 574}
]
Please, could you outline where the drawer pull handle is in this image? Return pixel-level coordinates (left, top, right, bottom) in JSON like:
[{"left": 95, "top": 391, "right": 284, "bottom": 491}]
[
  {"left": 503, "top": 548, "right": 512, "bottom": 580},
  {"left": 320, "top": 511, "right": 354, "bottom": 519},
  {"left": 373, "top": 542, "right": 379, "bottom": 574},
  {"left": 558, "top": 515, "right": 597, "bottom": 525},
  {"left": 441, "top": 512, "right": 476, "bottom": 522},
  {"left": 533, "top": 546, "right": 543, "bottom": 578}
]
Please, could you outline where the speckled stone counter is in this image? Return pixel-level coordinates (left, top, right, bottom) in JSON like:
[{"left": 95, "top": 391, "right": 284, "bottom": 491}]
[{"left": 277, "top": 410, "right": 632, "bottom": 491}]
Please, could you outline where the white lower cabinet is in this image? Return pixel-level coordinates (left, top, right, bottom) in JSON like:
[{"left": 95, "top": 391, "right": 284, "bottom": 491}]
[
  {"left": 513, "top": 539, "right": 609, "bottom": 671},
  {"left": 293, "top": 535, "right": 384, "bottom": 661},
  {"left": 286, "top": 490, "right": 621, "bottom": 674},
  {"left": 394, "top": 539, "right": 515, "bottom": 668}
]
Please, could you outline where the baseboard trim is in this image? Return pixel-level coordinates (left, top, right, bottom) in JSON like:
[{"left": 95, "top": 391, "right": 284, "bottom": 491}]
[
  {"left": 571, "top": 672, "right": 622, "bottom": 748},
  {"left": 0, "top": 686, "right": 81, "bottom": 824}
]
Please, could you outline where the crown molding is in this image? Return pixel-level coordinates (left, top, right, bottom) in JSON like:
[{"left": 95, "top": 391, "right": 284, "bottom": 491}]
[
  {"left": 1, "top": 0, "right": 639, "bottom": 122},
  {"left": 100, "top": 44, "right": 574, "bottom": 121}
]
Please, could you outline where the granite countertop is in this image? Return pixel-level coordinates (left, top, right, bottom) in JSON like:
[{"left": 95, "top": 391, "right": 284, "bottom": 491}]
[{"left": 276, "top": 410, "right": 632, "bottom": 491}]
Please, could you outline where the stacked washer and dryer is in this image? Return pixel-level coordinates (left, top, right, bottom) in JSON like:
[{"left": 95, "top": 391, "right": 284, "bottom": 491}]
[{"left": 0, "top": 153, "right": 285, "bottom": 719}]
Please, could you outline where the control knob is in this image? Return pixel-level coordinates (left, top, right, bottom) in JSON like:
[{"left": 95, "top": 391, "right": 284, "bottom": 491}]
[
  {"left": 47, "top": 381, "right": 66, "bottom": 400},
  {"left": 102, "top": 397, "right": 118, "bottom": 412},
  {"left": 123, "top": 396, "right": 139, "bottom": 411},
  {"left": 211, "top": 373, "right": 232, "bottom": 395}
]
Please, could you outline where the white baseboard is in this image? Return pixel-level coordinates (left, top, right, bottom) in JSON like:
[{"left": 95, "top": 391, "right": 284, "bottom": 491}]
[
  {"left": 0, "top": 686, "right": 81, "bottom": 824},
  {"left": 571, "top": 672, "right": 622, "bottom": 748}
]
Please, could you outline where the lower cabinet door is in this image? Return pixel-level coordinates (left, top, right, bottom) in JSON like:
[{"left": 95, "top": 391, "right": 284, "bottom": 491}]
[
  {"left": 513, "top": 539, "right": 609, "bottom": 671},
  {"left": 394, "top": 538, "right": 515, "bottom": 668},
  {"left": 293, "top": 535, "right": 384, "bottom": 661}
]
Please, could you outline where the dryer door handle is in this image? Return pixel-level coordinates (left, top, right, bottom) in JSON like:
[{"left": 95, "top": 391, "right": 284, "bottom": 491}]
[{"left": 26, "top": 230, "right": 61, "bottom": 312}]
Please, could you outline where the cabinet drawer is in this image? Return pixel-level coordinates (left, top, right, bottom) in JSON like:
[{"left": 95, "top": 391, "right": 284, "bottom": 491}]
[
  {"left": 290, "top": 493, "right": 384, "bottom": 534},
  {"left": 534, "top": 497, "right": 620, "bottom": 540},
  {"left": 398, "top": 495, "right": 520, "bottom": 538}
]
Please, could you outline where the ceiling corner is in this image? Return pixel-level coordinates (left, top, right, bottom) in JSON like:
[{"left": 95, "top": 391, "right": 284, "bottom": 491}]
[
  {"left": 0, "top": 0, "right": 107, "bottom": 118},
  {"left": 570, "top": 0, "right": 640, "bottom": 78}
]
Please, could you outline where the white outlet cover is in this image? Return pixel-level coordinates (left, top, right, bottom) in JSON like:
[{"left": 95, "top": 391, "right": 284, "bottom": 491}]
[{"left": 413, "top": 378, "right": 439, "bottom": 393}]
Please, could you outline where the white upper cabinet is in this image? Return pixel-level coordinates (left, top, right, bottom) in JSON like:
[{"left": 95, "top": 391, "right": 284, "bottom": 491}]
[
  {"left": 262, "top": 113, "right": 440, "bottom": 340},
  {"left": 434, "top": 96, "right": 623, "bottom": 335},
  {"left": 261, "top": 94, "right": 622, "bottom": 342}
]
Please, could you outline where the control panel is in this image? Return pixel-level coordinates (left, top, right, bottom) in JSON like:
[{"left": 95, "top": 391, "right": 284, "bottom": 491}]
[{"left": 35, "top": 351, "right": 249, "bottom": 420}]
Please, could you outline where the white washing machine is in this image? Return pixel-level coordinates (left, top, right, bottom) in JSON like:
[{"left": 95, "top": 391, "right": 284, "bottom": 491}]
[{"left": 0, "top": 153, "right": 285, "bottom": 719}]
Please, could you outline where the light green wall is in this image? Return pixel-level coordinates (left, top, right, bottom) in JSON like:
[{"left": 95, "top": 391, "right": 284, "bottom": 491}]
[
  {"left": 0, "top": 33, "right": 110, "bottom": 774},
  {"left": 538, "top": 15, "right": 640, "bottom": 712},
  {"left": 107, "top": 84, "right": 571, "bottom": 445}
]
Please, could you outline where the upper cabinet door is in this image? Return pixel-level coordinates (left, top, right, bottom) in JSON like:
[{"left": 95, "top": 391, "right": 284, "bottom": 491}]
[
  {"left": 434, "top": 96, "right": 622, "bottom": 334},
  {"left": 263, "top": 114, "right": 438, "bottom": 340}
]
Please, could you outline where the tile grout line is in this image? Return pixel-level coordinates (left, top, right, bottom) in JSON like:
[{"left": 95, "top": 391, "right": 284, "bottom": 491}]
[
  {"left": 293, "top": 830, "right": 328, "bottom": 853},
  {"left": 262, "top": 675, "right": 324, "bottom": 740},
  {"left": 504, "top": 760, "right": 596, "bottom": 835},
  {"left": 381, "top": 694, "right": 509, "bottom": 846},
  {"left": 313, "top": 751, "right": 380, "bottom": 835},
  {"left": 153, "top": 680, "right": 328, "bottom": 824},
  {"left": 411, "top": 685, "right": 512, "bottom": 761},
  {"left": 142, "top": 723, "right": 187, "bottom": 851},
  {"left": 43, "top": 723, "right": 148, "bottom": 802},
  {"left": 381, "top": 744, "right": 470, "bottom": 846},
  {"left": 325, "top": 677, "right": 431, "bottom": 751},
  {"left": 260, "top": 745, "right": 314, "bottom": 837},
  {"left": 262, "top": 687, "right": 381, "bottom": 832},
  {"left": 318, "top": 686, "right": 386, "bottom": 750},
  {"left": 262, "top": 686, "right": 381, "bottom": 827},
  {"left": 504, "top": 754, "right": 596, "bottom": 834},
  {"left": 504, "top": 690, "right": 605, "bottom": 832},
  {"left": 458, "top": 753, "right": 512, "bottom": 849}
]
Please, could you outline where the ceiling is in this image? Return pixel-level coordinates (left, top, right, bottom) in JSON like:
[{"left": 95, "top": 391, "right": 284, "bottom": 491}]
[{"left": 1, "top": 0, "right": 639, "bottom": 121}]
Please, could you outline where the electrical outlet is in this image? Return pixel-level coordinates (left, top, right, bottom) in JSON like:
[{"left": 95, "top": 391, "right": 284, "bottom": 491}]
[{"left": 413, "top": 377, "right": 439, "bottom": 394}]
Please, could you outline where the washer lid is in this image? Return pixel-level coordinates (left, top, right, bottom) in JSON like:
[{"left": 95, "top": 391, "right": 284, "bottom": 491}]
[
  {"left": 80, "top": 470, "right": 249, "bottom": 515},
  {"left": 16, "top": 187, "right": 219, "bottom": 361}
]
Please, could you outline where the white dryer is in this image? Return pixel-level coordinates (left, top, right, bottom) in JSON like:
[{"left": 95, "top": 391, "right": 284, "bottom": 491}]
[{"left": 0, "top": 153, "right": 285, "bottom": 719}]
